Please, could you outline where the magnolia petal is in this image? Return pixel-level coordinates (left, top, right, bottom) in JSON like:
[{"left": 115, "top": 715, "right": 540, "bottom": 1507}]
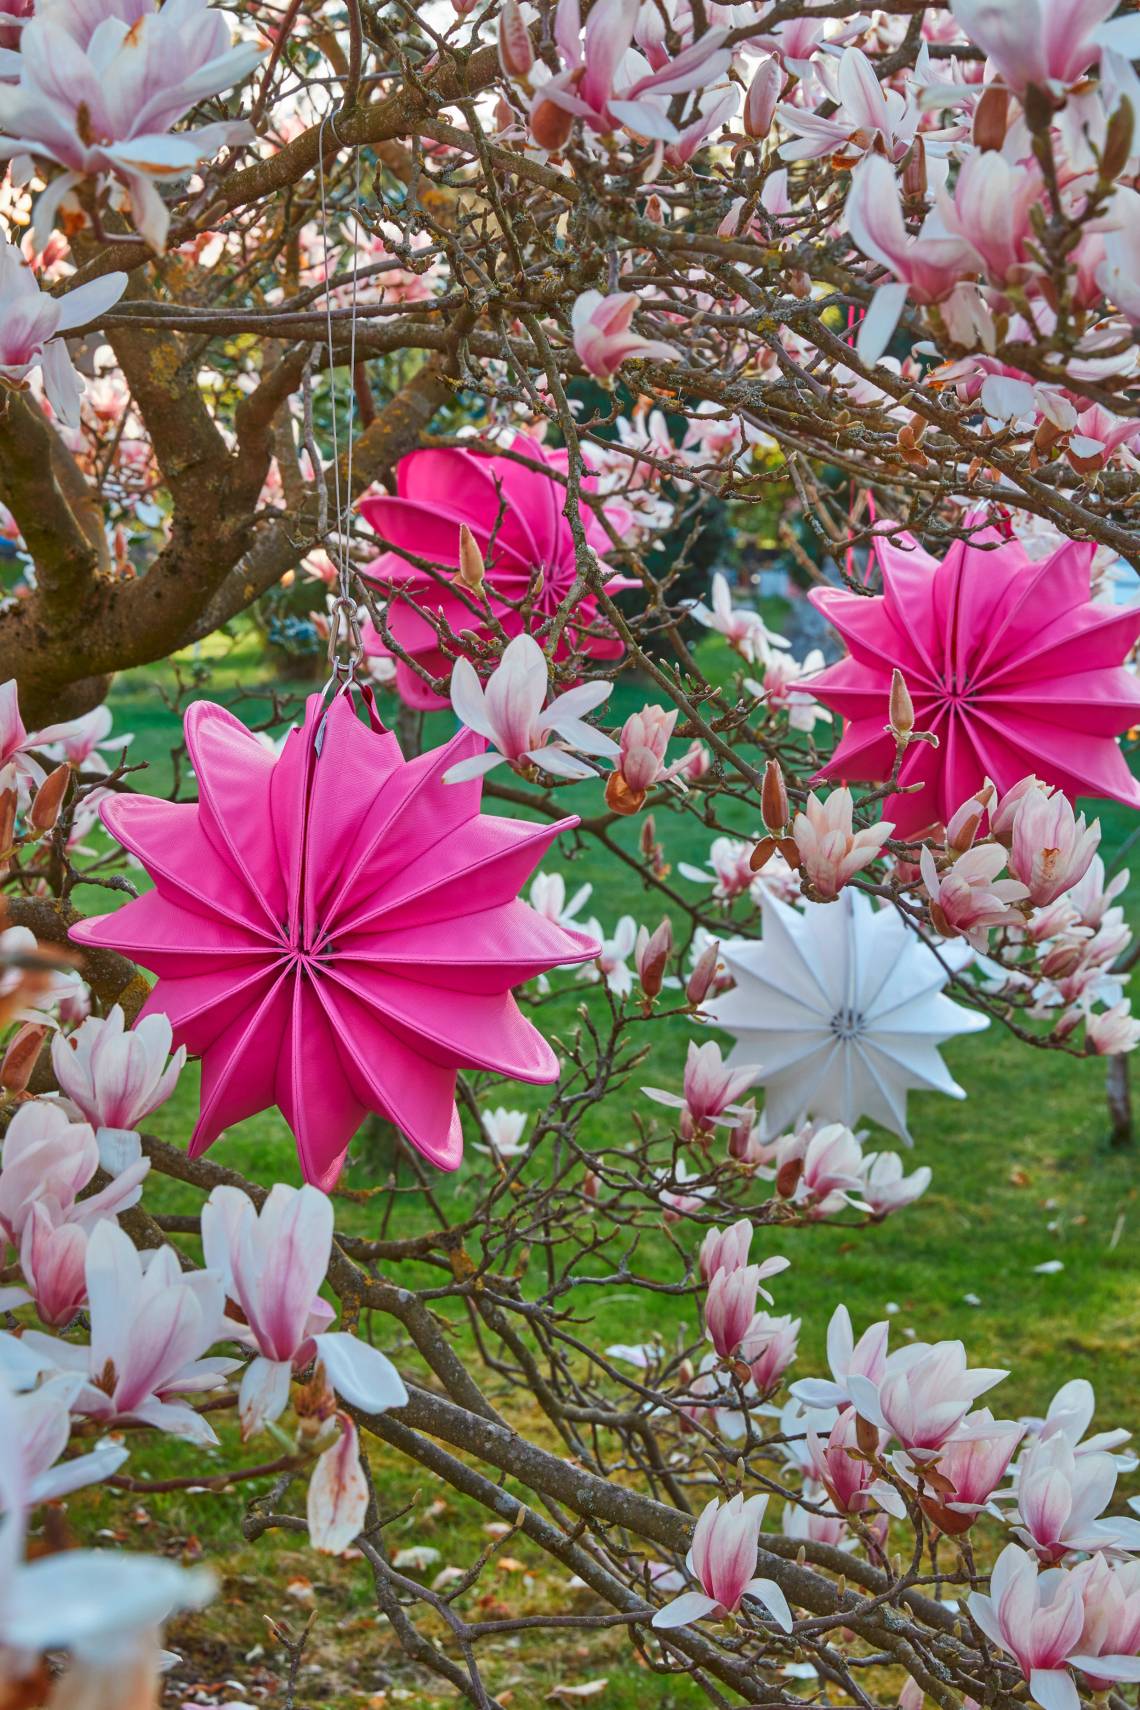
[{"left": 313, "top": 1331, "right": 408, "bottom": 1414}]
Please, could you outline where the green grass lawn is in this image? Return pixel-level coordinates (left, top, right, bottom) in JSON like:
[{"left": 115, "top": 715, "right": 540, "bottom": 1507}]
[{"left": 56, "top": 628, "right": 1140, "bottom": 1708}]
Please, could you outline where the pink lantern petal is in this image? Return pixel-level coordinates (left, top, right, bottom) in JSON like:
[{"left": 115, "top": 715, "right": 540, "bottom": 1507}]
[
  {"left": 184, "top": 702, "right": 287, "bottom": 927},
  {"left": 190, "top": 974, "right": 292, "bottom": 1159},
  {"left": 310, "top": 978, "right": 464, "bottom": 1170},
  {"left": 71, "top": 887, "right": 273, "bottom": 974},
  {"left": 96, "top": 796, "right": 273, "bottom": 935},
  {"left": 324, "top": 961, "right": 560, "bottom": 1080},
  {"left": 276, "top": 980, "right": 365, "bottom": 1191},
  {"left": 341, "top": 905, "right": 597, "bottom": 992}
]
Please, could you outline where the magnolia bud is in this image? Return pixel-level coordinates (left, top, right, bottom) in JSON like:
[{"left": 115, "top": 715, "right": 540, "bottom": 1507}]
[
  {"left": 727, "top": 1101, "right": 757, "bottom": 1160},
  {"left": 644, "top": 194, "right": 665, "bottom": 225},
  {"left": 0, "top": 787, "right": 16, "bottom": 854},
  {"left": 855, "top": 1411, "right": 881, "bottom": 1459},
  {"left": 456, "top": 523, "right": 486, "bottom": 595},
  {"left": 29, "top": 763, "right": 70, "bottom": 834},
  {"left": 582, "top": 1168, "right": 599, "bottom": 1202},
  {"left": 750, "top": 834, "right": 777, "bottom": 873},
  {"left": 761, "top": 758, "right": 788, "bottom": 834},
  {"left": 686, "top": 940, "right": 721, "bottom": 1007},
  {"left": 901, "top": 135, "right": 927, "bottom": 201},
  {"left": 677, "top": 1357, "right": 695, "bottom": 1387},
  {"left": 637, "top": 918, "right": 673, "bottom": 1000},
  {"left": 529, "top": 92, "right": 573, "bottom": 152},
  {"left": 775, "top": 1154, "right": 803, "bottom": 1198},
  {"left": 1102, "top": 96, "right": 1135, "bottom": 184},
  {"left": 1041, "top": 942, "right": 1083, "bottom": 981},
  {"left": 639, "top": 814, "right": 657, "bottom": 859},
  {"left": 0, "top": 1021, "right": 46, "bottom": 1092},
  {"left": 498, "top": 0, "right": 534, "bottom": 79},
  {"left": 743, "top": 54, "right": 781, "bottom": 141},
  {"left": 889, "top": 669, "right": 914, "bottom": 739},
  {"left": 973, "top": 85, "right": 1009, "bottom": 152},
  {"left": 605, "top": 770, "right": 646, "bottom": 816}
]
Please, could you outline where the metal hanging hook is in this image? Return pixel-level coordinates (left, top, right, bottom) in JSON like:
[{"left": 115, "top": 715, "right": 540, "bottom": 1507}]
[{"left": 316, "top": 107, "right": 364, "bottom": 698}]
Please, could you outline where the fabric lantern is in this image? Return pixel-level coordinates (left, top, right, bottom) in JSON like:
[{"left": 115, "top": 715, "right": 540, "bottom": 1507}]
[
  {"left": 359, "top": 432, "right": 636, "bottom": 709},
  {"left": 808, "top": 526, "right": 1140, "bottom": 838},
  {"left": 71, "top": 691, "right": 598, "bottom": 1189},
  {"left": 703, "top": 889, "right": 988, "bottom": 1142}
]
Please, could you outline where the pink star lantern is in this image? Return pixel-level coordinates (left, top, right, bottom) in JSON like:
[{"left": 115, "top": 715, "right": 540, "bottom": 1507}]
[
  {"left": 808, "top": 527, "right": 1140, "bottom": 837},
  {"left": 359, "top": 432, "right": 635, "bottom": 710},
  {"left": 69, "top": 691, "right": 598, "bottom": 1190}
]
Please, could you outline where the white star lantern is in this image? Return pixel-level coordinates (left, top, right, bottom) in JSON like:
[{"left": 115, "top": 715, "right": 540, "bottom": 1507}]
[{"left": 704, "top": 889, "right": 988, "bottom": 1141}]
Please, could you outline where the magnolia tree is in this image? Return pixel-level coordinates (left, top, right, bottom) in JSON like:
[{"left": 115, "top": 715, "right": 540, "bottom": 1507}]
[{"left": 2, "top": 0, "right": 1140, "bottom": 1702}]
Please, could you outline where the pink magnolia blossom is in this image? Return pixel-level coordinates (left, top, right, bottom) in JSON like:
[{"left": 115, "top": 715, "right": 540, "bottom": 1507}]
[
  {"left": 17, "top": 1218, "right": 233, "bottom": 1444},
  {"left": 791, "top": 1303, "right": 891, "bottom": 1410},
  {"left": 0, "top": 1367, "right": 128, "bottom": 1513},
  {"left": 937, "top": 151, "right": 1043, "bottom": 290},
  {"left": 0, "top": 240, "right": 126, "bottom": 426},
  {"left": 32, "top": 703, "right": 132, "bottom": 773},
  {"left": 990, "top": 775, "right": 1046, "bottom": 846},
  {"left": 20, "top": 1202, "right": 89, "bottom": 1327},
  {"left": 446, "top": 634, "right": 619, "bottom": 782},
  {"left": 778, "top": 48, "right": 918, "bottom": 165},
  {"left": 849, "top": 1339, "right": 1007, "bottom": 1458},
  {"left": 308, "top": 1413, "right": 369, "bottom": 1556},
  {"left": 741, "top": 1312, "right": 801, "bottom": 1392},
  {"left": 898, "top": 1408, "right": 1024, "bottom": 1534},
  {"left": 571, "top": 290, "right": 679, "bottom": 379},
  {"left": 1008, "top": 787, "right": 1101, "bottom": 907},
  {"left": 0, "top": 677, "right": 45, "bottom": 792},
  {"left": 920, "top": 844, "right": 1029, "bottom": 949},
  {"left": 643, "top": 1038, "right": 762, "bottom": 1140},
  {"left": 51, "top": 1004, "right": 185, "bottom": 1140},
  {"left": 949, "top": 0, "right": 1124, "bottom": 95},
  {"left": 474, "top": 1107, "right": 529, "bottom": 1160},
  {"left": 1085, "top": 1000, "right": 1140, "bottom": 1055},
  {"left": 1013, "top": 1434, "right": 1140, "bottom": 1562},
  {"left": 537, "top": 0, "right": 732, "bottom": 142},
  {"left": 580, "top": 912, "right": 638, "bottom": 996},
  {"left": 858, "top": 1151, "right": 933, "bottom": 1217},
  {"left": 651, "top": 1493, "right": 793, "bottom": 1631},
  {"left": 1069, "top": 1556, "right": 1140, "bottom": 1691},
  {"left": 704, "top": 1253, "right": 789, "bottom": 1358},
  {"left": 745, "top": 650, "right": 831, "bottom": 734},
  {"left": 0, "top": 1098, "right": 148, "bottom": 1247},
  {"left": 201, "top": 1182, "right": 407, "bottom": 1439},
  {"left": 689, "top": 572, "right": 790, "bottom": 664},
  {"left": 704, "top": 1264, "right": 764, "bottom": 1358},
  {"left": 806, "top": 1407, "right": 880, "bottom": 1515},
  {"left": 792, "top": 788, "right": 893, "bottom": 900},
  {"left": 678, "top": 834, "right": 759, "bottom": 899},
  {"left": 0, "top": 1539, "right": 214, "bottom": 1709},
  {"left": 967, "top": 1543, "right": 1085, "bottom": 1710},
  {"left": 698, "top": 1217, "right": 753, "bottom": 1283},
  {"left": 845, "top": 155, "right": 980, "bottom": 364},
  {"left": 0, "top": 0, "right": 266, "bottom": 252},
  {"left": 611, "top": 703, "right": 686, "bottom": 802},
  {"left": 784, "top": 1121, "right": 867, "bottom": 1215}
]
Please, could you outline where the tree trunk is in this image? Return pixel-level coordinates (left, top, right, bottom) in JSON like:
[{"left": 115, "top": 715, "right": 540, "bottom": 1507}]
[{"left": 1107, "top": 1052, "right": 1133, "bottom": 1148}]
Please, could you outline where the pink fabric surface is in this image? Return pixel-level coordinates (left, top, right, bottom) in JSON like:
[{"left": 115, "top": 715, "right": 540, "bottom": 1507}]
[
  {"left": 71, "top": 691, "right": 598, "bottom": 1189},
  {"left": 809, "top": 528, "right": 1140, "bottom": 836},
  {"left": 359, "top": 432, "right": 636, "bottom": 709}
]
